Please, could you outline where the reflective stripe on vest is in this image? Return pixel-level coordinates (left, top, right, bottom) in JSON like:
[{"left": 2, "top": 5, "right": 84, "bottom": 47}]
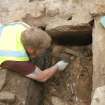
[
  {"left": 0, "top": 22, "right": 30, "bottom": 64},
  {"left": 0, "top": 50, "right": 28, "bottom": 57}
]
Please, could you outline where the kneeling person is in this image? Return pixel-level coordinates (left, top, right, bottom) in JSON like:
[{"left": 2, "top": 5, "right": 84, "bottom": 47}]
[{"left": 0, "top": 22, "right": 69, "bottom": 82}]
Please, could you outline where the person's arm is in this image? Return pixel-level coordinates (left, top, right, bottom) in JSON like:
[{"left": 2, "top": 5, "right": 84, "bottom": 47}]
[
  {"left": 1, "top": 60, "right": 69, "bottom": 82},
  {"left": 0, "top": 61, "right": 35, "bottom": 75},
  {"left": 26, "top": 64, "right": 58, "bottom": 82},
  {"left": 26, "top": 60, "right": 69, "bottom": 82}
]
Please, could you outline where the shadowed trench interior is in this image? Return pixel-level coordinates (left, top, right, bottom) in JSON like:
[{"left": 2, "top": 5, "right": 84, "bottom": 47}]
[
  {"left": 43, "top": 25, "right": 93, "bottom": 105},
  {"left": 52, "top": 27, "right": 92, "bottom": 46}
]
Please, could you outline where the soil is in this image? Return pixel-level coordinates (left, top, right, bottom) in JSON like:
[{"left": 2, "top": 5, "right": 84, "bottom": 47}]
[{"left": 43, "top": 44, "right": 92, "bottom": 105}]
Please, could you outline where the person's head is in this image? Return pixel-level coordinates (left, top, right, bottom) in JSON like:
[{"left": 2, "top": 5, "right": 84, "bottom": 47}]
[{"left": 21, "top": 27, "right": 52, "bottom": 58}]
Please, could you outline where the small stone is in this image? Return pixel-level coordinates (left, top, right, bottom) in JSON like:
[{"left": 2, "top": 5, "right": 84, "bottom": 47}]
[
  {"left": 51, "top": 96, "right": 67, "bottom": 105},
  {"left": 0, "top": 69, "right": 7, "bottom": 90},
  {"left": 91, "top": 85, "right": 105, "bottom": 105},
  {"left": 0, "top": 91, "right": 16, "bottom": 103}
]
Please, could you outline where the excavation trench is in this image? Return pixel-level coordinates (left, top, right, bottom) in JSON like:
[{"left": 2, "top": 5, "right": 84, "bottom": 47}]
[
  {"left": 42, "top": 25, "right": 93, "bottom": 105},
  {"left": 26, "top": 24, "right": 93, "bottom": 105},
  {"left": 0, "top": 24, "right": 92, "bottom": 105}
]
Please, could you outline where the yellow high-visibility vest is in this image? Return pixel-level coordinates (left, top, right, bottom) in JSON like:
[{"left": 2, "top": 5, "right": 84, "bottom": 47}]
[{"left": 0, "top": 22, "right": 31, "bottom": 64}]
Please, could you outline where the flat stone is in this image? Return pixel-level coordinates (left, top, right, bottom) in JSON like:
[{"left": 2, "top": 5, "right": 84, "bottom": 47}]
[
  {"left": 46, "top": 22, "right": 92, "bottom": 37},
  {"left": 92, "top": 16, "right": 105, "bottom": 105},
  {"left": 46, "top": 6, "right": 92, "bottom": 31},
  {"left": 46, "top": 9, "right": 92, "bottom": 39},
  {"left": 0, "top": 91, "right": 16, "bottom": 103},
  {"left": 0, "top": 69, "right": 7, "bottom": 91},
  {"left": 92, "top": 17, "right": 105, "bottom": 89}
]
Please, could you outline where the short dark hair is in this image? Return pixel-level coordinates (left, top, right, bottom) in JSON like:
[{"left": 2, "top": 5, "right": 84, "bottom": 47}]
[{"left": 21, "top": 27, "right": 52, "bottom": 49}]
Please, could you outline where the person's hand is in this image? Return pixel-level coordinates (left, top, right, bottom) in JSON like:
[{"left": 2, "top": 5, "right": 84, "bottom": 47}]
[{"left": 55, "top": 60, "right": 69, "bottom": 71}]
